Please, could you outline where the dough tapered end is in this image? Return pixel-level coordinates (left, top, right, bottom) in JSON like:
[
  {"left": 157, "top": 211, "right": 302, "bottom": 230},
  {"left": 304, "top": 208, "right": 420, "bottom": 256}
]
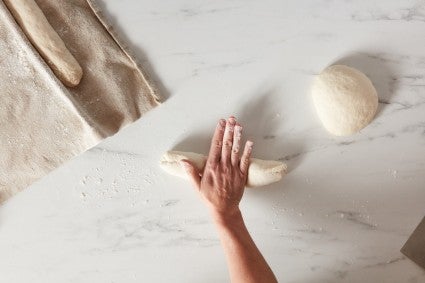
[{"left": 60, "top": 64, "right": 83, "bottom": 88}]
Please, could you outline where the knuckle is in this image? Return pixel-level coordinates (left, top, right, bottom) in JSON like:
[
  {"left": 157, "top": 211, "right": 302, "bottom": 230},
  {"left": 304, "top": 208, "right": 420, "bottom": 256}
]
[
  {"left": 224, "top": 141, "right": 232, "bottom": 147},
  {"left": 221, "top": 160, "right": 229, "bottom": 167},
  {"left": 215, "top": 140, "right": 222, "bottom": 147}
]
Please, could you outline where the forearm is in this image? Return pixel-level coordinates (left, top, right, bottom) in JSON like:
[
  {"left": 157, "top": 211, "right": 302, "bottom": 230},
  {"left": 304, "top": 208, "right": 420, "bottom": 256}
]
[{"left": 211, "top": 209, "right": 278, "bottom": 283}]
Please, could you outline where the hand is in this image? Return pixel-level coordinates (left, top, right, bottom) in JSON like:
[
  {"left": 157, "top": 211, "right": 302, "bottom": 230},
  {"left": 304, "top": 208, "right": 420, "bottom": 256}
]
[{"left": 181, "top": 116, "right": 254, "bottom": 217}]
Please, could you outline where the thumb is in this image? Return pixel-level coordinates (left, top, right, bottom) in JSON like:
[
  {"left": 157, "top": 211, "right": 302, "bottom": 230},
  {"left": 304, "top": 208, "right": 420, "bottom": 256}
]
[{"left": 180, "top": 159, "right": 201, "bottom": 190}]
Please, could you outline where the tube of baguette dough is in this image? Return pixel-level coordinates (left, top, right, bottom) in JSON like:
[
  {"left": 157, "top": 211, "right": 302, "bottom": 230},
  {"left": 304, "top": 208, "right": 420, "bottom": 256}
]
[
  {"left": 160, "top": 151, "right": 288, "bottom": 187},
  {"left": 4, "top": 0, "right": 83, "bottom": 87}
]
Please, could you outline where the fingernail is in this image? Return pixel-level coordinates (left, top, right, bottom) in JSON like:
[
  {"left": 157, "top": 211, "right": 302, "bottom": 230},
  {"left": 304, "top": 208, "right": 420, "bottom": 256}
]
[{"left": 219, "top": 119, "right": 226, "bottom": 126}]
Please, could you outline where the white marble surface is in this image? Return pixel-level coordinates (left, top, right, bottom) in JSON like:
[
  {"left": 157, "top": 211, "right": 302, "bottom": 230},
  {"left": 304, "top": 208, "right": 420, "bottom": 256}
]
[{"left": 1, "top": 0, "right": 425, "bottom": 282}]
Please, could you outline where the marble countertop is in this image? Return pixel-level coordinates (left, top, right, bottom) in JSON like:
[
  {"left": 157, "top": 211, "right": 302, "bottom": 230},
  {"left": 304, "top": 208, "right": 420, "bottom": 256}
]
[{"left": 1, "top": 0, "right": 425, "bottom": 282}]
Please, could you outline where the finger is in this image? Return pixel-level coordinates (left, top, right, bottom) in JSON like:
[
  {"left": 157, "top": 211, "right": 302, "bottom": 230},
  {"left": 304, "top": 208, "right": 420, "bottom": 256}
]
[
  {"left": 207, "top": 119, "right": 226, "bottom": 165},
  {"left": 231, "top": 124, "right": 242, "bottom": 166},
  {"left": 180, "top": 159, "right": 201, "bottom": 190},
  {"left": 221, "top": 116, "right": 236, "bottom": 164},
  {"left": 240, "top": 140, "right": 254, "bottom": 174}
]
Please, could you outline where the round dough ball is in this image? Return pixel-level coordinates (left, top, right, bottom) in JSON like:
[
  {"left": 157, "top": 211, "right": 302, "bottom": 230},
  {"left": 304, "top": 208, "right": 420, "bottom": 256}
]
[{"left": 312, "top": 65, "right": 378, "bottom": 136}]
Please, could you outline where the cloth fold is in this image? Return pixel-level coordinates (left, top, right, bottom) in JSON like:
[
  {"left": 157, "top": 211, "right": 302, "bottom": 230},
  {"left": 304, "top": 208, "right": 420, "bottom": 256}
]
[{"left": 0, "top": 0, "right": 161, "bottom": 203}]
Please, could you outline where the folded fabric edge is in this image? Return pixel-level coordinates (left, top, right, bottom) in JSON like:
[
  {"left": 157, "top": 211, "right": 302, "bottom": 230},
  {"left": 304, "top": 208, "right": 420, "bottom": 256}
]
[{"left": 85, "top": 0, "right": 162, "bottom": 104}]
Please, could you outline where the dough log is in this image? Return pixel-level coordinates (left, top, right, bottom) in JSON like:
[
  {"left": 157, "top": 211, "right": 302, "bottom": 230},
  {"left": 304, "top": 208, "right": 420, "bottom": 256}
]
[
  {"left": 160, "top": 151, "right": 288, "bottom": 187},
  {"left": 5, "top": 0, "right": 83, "bottom": 87}
]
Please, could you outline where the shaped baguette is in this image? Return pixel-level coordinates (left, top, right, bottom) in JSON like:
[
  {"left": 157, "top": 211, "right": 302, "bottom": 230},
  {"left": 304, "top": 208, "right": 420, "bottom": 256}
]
[
  {"left": 5, "top": 0, "right": 83, "bottom": 87},
  {"left": 160, "top": 151, "right": 287, "bottom": 187}
]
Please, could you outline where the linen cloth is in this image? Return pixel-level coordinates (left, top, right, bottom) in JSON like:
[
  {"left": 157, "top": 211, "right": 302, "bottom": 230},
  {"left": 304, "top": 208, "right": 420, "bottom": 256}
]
[{"left": 0, "top": 0, "right": 161, "bottom": 203}]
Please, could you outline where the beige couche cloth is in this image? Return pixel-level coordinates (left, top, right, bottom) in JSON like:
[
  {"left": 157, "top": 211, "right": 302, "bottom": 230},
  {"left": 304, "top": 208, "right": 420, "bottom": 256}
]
[{"left": 0, "top": 0, "right": 161, "bottom": 203}]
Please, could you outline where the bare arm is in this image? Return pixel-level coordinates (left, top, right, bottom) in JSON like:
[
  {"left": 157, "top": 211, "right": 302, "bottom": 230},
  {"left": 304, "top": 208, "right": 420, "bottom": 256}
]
[
  {"left": 212, "top": 209, "right": 278, "bottom": 283},
  {"left": 181, "top": 116, "right": 277, "bottom": 283}
]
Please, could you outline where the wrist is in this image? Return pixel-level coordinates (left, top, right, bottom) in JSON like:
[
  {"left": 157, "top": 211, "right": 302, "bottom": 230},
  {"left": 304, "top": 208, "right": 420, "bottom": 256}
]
[{"left": 210, "top": 206, "right": 244, "bottom": 228}]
